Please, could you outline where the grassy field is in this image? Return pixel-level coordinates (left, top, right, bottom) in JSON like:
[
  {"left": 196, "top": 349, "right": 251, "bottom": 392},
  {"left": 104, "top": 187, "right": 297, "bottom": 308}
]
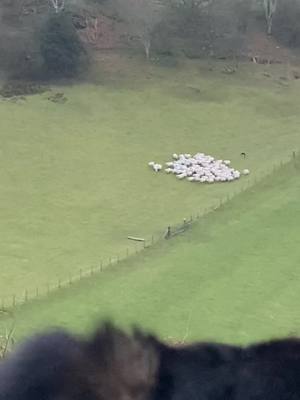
[
  {"left": 1, "top": 162, "right": 299, "bottom": 344},
  {"left": 1, "top": 55, "right": 300, "bottom": 299}
]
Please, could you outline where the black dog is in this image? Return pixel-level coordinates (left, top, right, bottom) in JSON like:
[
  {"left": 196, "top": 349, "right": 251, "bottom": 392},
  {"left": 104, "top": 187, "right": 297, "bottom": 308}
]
[
  {"left": 0, "top": 323, "right": 158, "bottom": 400},
  {"left": 152, "top": 336, "right": 300, "bottom": 400},
  {"left": 1, "top": 323, "right": 300, "bottom": 400}
]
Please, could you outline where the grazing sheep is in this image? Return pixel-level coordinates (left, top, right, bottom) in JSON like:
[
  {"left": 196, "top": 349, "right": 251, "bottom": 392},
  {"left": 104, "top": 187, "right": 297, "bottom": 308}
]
[
  {"left": 148, "top": 161, "right": 155, "bottom": 167},
  {"left": 153, "top": 164, "right": 162, "bottom": 172},
  {"left": 149, "top": 152, "right": 245, "bottom": 184},
  {"left": 233, "top": 170, "right": 241, "bottom": 179},
  {"left": 177, "top": 173, "right": 186, "bottom": 180},
  {"left": 243, "top": 169, "right": 250, "bottom": 175}
]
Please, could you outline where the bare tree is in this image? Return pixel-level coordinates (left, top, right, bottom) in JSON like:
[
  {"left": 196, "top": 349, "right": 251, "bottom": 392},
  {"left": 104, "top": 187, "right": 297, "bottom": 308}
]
[
  {"left": 263, "top": 0, "right": 278, "bottom": 35},
  {"left": 117, "top": 0, "right": 165, "bottom": 59},
  {"left": 49, "top": 0, "right": 65, "bottom": 13}
]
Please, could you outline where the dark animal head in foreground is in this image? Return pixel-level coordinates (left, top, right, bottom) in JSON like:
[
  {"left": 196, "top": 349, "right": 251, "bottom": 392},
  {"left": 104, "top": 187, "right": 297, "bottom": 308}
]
[
  {"left": 0, "top": 323, "right": 158, "bottom": 400},
  {"left": 0, "top": 322, "right": 300, "bottom": 400}
]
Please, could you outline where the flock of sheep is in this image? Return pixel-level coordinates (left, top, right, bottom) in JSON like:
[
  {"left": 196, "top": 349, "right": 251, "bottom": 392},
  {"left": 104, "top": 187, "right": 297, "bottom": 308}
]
[{"left": 148, "top": 153, "right": 250, "bottom": 183}]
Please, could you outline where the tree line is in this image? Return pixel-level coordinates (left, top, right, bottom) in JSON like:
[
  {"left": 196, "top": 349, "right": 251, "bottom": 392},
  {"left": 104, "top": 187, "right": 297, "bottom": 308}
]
[{"left": 1, "top": 0, "right": 300, "bottom": 81}]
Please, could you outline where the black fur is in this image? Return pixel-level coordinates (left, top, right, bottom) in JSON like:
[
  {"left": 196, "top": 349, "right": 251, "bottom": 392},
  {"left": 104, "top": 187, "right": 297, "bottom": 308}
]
[
  {"left": 0, "top": 323, "right": 157, "bottom": 400},
  {"left": 1, "top": 323, "right": 300, "bottom": 400},
  {"left": 152, "top": 337, "right": 300, "bottom": 400}
]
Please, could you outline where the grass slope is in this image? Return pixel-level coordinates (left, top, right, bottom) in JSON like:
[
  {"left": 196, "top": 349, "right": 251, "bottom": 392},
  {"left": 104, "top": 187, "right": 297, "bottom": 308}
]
[
  {"left": 1, "top": 163, "right": 300, "bottom": 344},
  {"left": 1, "top": 57, "right": 300, "bottom": 298}
]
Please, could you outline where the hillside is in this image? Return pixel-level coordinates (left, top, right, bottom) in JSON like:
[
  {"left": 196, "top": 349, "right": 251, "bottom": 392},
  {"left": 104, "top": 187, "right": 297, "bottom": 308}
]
[
  {"left": 1, "top": 161, "right": 299, "bottom": 343},
  {"left": 1, "top": 59, "right": 300, "bottom": 301}
]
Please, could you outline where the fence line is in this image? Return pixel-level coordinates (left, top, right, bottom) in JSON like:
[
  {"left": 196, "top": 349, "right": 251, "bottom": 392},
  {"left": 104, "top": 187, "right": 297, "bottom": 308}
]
[{"left": 0, "top": 152, "right": 299, "bottom": 313}]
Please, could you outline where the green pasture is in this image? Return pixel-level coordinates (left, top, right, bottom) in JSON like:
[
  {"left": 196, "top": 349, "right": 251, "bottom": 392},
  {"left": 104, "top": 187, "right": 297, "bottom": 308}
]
[
  {"left": 1, "top": 162, "right": 299, "bottom": 344},
  {"left": 1, "top": 57, "right": 300, "bottom": 298}
]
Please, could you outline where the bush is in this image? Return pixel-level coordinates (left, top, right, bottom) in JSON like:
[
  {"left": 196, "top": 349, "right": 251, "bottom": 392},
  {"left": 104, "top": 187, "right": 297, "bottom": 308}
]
[
  {"left": 40, "top": 12, "right": 87, "bottom": 78},
  {"left": 0, "top": 81, "right": 47, "bottom": 98}
]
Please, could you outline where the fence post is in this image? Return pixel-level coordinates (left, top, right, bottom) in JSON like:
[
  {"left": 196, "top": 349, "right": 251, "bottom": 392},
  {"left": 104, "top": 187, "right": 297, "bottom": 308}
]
[
  {"left": 36, "top": 287, "right": 39, "bottom": 298},
  {"left": 151, "top": 235, "right": 154, "bottom": 245},
  {"left": 100, "top": 261, "right": 103, "bottom": 272},
  {"left": 126, "top": 248, "right": 129, "bottom": 257}
]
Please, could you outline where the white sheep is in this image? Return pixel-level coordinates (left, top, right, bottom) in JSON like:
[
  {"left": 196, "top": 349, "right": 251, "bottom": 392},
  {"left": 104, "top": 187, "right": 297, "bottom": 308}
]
[
  {"left": 148, "top": 161, "right": 155, "bottom": 167},
  {"left": 159, "top": 152, "right": 243, "bottom": 184},
  {"left": 242, "top": 169, "right": 250, "bottom": 175},
  {"left": 165, "top": 162, "right": 174, "bottom": 167},
  {"left": 153, "top": 164, "right": 162, "bottom": 172},
  {"left": 232, "top": 170, "right": 240, "bottom": 179},
  {"left": 177, "top": 173, "right": 186, "bottom": 179}
]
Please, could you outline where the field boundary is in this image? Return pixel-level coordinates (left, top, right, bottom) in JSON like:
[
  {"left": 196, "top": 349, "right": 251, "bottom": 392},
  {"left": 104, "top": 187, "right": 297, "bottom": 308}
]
[{"left": 1, "top": 151, "right": 299, "bottom": 314}]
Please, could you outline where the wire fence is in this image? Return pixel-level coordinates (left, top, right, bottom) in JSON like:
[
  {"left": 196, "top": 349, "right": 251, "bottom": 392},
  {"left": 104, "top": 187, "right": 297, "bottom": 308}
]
[{"left": 0, "top": 151, "right": 299, "bottom": 314}]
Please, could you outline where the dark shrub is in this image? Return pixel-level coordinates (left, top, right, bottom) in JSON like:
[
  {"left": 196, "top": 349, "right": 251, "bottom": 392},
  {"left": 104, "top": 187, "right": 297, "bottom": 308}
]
[
  {"left": 40, "top": 12, "right": 87, "bottom": 78},
  {"left": 0, "top": 81, "right": 47, "bottom": 98}
]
